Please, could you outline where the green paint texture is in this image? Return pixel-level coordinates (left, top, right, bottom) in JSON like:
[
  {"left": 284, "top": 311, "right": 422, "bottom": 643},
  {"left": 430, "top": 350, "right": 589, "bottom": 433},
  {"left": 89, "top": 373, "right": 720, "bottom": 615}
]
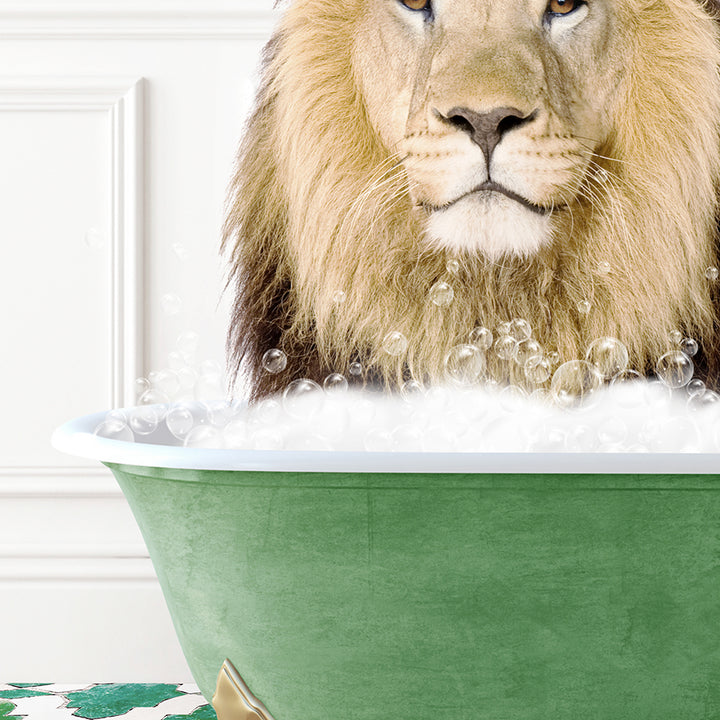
[{"left": 106, "top": 463, "right": 720, "bottom": 719}]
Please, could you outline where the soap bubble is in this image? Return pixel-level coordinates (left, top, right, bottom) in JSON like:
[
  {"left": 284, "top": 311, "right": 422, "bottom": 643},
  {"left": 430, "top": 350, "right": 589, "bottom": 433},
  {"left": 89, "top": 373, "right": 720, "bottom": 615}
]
[
  {"left": 611, "top": 369, "right": 642, "bottom": 385},
  {"left": 333, "top": 290, "right": 347, "bottom": 305},
  {"left": 129, "top": 405, "right": 163, "bottom": 435},
  {"left": 429, "top": 281, "right": 454, "bottom": 306},
  {"left": 139, "top": 388, "right": 170, "bottom": 406},
  {"left": 172, "top": 242, "right": 190, "bottom": 261},
  {"left": 597, "top": 261, "right": 611, "bottom": 275},
  {"left": 445, "top": 344, "right": 485, "bottom": 386},
  {"left": 134, "top": 377, "right": 150, "bottom": 400},
  {"left": 364, "top": 427, "right": 393, "bottom": 452},
  {"left": 598, "top": 416, "right": 628, "bottom": 446},
  {"left": 446, "top": 259, "right": 460, "bottom": 275},
  {"left": 151, "top": 369, "right": 181, "bottom": 399},
  {"left": 585, "top": 337, "right": 629, "bottom": 380},
  {"left": 176, "top": 366, "right": 198, "bottom": 392},
  {"left": 253, "top": 428, "right": 285, "bottom": 450},
  {"left": 223, "top": 417, "right": 250, "bottom": 448},
  {"left": 469, "top": 326, "right": 493, "bottom": 351},
  {"left": 401, "top": 379, "right": 424, "bottom": 399},
  {"left": 84, "top": 227, "right": 105, "bottom": 249},
  {"left": 499, "top": 384, "right": 527, "bottom": 411},
  {"left": 195, "top": 373, "right": 225, "bottom": 403},
  {"left": 184, "top": 425, "right": 224, "bottom": 449},
  {"left": 509, "top": 318, "right": 532, "bottom": 341},
  {"left": 493, "top": 335, "right": 517, "bottom": 361},
  {"left": 688, "top": 390, "right": 720, "bottom": 411},
  {"left": 262, "top": 348, "right": 288, "bottom": 374},
  {"left": 706, "top": 266, "right": 719, "bottom": 281},
  {"left": 551, "top": 360, "right": 602, "bottom": 408},
  {"left": 94, "top": 418, "right": 133, "bottom": 441},
  {"left": 514, "top": 338, "right": 542, "bottom": 366},
  {"left": 324, "top": 373, "right": 349, "bottom": 393},
  {"left": 668, "top": 329, "right": 683, "bottom": 345},
  {"left": 577, "top": 300, "right": 591, "bottom": 315},
  {"left": 199, "top": 360, "right": 223, "bottom": 378},
  {"left": 382, "top": 331, "right": 408, "bottom": 356},
  {"left": 655, "top": 351, "right": 694, "bottom": 389},
  {"left": 546, "top": 351, "right": 561, "bottom": 366},
  {"left": 208, "top": 400, "right": 234, "bottom": 427},
  {"left": 686, "top": 378, "right": 706, "bottom": 398},
  {"left": 530, "top": 388, "right": 551, "bottom": 404},
  {"left": 161, "top": 293, "right": 182, "bottom": 316},
  {"left": 496, "top": 321, "right": 511, "bottom": 336},
  {"left": 391, "top": 423, "right": 424, "bottom": 452},
  {"left": 165, "top": 404, "right": 196, "bottom": 440},
  {"left": 283, "top": 379, "right": 324, "bottom": 419},
  {"left": 256, "top": 398, "right": 282, "bottom": 423},
  {"left": 566, "top": 424, "right": 599, "bottom": 452},
  {"left": 644, "top": 417, "right": 699, "bottom": 452},
  {"left": 167, "top": 350, "right": 187, "bottom": 371},
  {"left": 349, "top": 362, "right": 363, "bottom": 377},
  {"left": 176, "top": 330, "right": 200, "bottom": 357},
  {"left": 680, "top": 337, "right": 699, "bottom": 357},
  {"left": 524, "top": 356, "right": 552, "bottom": 384}
]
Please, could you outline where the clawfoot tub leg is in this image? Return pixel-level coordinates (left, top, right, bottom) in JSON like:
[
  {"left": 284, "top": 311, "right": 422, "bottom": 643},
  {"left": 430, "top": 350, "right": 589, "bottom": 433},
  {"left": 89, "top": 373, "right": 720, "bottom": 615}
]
[{"left": 212, "top": 659, "right": 277, "bottom": 720}]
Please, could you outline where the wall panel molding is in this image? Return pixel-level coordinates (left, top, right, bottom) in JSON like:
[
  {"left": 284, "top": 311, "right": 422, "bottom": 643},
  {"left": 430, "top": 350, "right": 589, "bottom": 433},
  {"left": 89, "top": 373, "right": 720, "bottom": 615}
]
[
  {"left": 0, "top": 5, "right": 277, "bottom": 39},
  {"left": 0, "top": 468, "right": 122, "bottom": 498},
  {"left": 0, "top": 76, "right": 144, "bottom": 409},
  {"left": 0, "top": 557, "right": 156, "bottom": 582}
]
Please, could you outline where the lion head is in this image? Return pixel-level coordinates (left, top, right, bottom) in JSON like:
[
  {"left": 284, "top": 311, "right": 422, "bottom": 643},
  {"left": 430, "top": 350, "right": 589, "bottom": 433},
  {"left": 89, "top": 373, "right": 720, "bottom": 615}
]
[{"left": 224, "top": 0, "right": 720, "bottom": 400}]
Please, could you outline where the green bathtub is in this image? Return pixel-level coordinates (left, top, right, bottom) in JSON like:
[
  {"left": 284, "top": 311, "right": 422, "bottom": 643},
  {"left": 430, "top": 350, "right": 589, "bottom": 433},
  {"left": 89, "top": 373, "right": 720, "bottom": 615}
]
[{"left": 54, "top": 411, "right": 720, "bottom": 719}]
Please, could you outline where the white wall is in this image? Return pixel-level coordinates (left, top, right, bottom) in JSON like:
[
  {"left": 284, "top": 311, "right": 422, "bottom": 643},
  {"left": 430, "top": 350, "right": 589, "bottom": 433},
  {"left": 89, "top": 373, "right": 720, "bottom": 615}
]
[{"left": 0, "top": 0, "right": 277, "bottom": 681}]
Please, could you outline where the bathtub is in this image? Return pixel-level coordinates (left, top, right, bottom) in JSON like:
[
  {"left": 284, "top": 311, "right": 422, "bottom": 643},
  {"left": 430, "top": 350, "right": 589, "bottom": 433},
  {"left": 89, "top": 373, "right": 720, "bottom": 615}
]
[{"left": 53, "top": 409, "right": 720, "bottom": 719}]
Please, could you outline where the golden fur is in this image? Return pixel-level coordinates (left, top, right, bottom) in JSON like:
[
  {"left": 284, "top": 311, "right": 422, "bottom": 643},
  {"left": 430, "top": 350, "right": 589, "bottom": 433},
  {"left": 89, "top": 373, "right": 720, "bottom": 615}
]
[{"left": 224, "top": 0, "right": 720, "bottom": 399}]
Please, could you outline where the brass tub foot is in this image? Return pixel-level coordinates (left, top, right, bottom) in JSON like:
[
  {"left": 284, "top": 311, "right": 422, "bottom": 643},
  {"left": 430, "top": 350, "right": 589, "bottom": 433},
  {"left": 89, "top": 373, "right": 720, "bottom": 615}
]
[{"left": 212, "top": 659, "right": 276, "bottom": 720}]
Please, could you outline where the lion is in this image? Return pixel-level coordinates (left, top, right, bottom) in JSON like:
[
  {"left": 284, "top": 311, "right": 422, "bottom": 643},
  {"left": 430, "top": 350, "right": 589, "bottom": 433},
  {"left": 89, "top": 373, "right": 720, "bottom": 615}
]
[{"left": 223, "top": 0, "right": 720, "bottom": 401}]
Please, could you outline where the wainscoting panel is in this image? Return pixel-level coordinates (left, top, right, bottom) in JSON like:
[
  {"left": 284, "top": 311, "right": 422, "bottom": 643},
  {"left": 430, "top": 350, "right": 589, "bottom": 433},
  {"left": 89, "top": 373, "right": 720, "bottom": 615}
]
[{"left": 0, "top": 0, "right": 276, "bottom": 681}]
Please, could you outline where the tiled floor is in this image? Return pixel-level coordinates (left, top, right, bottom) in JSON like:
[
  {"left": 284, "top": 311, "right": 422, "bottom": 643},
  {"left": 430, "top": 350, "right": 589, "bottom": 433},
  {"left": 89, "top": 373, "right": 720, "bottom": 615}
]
[{"left": 0, "top": 684, "right": 216, "bottom": 719}]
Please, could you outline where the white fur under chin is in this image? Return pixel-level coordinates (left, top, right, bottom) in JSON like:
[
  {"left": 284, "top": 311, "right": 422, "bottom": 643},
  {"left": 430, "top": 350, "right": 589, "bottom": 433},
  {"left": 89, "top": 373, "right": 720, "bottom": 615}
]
[{"left": 425, "top": 193, "right": 551, "bottom": 258}]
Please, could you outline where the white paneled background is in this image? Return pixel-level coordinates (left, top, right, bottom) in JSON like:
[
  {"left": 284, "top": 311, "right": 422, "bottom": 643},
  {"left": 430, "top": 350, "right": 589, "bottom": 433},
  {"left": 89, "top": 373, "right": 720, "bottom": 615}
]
[{"left": 0, "top": 0, "right": 277, "bottom": 681}]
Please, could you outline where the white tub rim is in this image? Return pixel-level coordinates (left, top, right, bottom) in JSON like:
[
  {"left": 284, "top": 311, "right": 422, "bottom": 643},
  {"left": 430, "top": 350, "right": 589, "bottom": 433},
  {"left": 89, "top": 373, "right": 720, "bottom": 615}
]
[{"left": 51, "top": 409, "right": 720, "bottom": 475}]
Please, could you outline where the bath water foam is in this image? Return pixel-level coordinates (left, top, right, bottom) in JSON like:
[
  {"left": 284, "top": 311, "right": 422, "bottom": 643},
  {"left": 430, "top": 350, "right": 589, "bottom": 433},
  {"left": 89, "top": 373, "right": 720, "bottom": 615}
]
[{"left": 94, "top": 324, "right": 720, "bottom": 453}]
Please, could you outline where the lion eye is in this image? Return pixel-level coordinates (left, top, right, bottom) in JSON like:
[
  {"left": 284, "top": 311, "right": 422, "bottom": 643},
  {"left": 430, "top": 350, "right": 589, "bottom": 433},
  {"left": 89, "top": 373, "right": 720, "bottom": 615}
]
[
  {"left": 400, "top": 0, "right": 431, "bottom": 11},
  {"left": 547, "top": 0, "right": 581, "bottom": 15}
]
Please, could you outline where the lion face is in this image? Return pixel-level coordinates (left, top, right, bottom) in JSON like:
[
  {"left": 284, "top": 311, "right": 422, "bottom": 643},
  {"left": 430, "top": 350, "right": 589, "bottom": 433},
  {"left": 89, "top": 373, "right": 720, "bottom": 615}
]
[
  {"left": 225, "top": 0, "right": 720, "bottom": 399},
  {"left": 353, "top": 0, "right": 622, "bottom": 258}
]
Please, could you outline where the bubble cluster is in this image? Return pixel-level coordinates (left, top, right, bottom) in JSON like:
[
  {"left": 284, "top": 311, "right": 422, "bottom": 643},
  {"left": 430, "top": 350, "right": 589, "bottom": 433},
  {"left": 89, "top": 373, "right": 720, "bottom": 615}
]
[
  {"left": 94, "top": 316, "right": 720, "bottom": 454},
  {"left": 95, "top": 382, "right": 720, "bottom": 453}
]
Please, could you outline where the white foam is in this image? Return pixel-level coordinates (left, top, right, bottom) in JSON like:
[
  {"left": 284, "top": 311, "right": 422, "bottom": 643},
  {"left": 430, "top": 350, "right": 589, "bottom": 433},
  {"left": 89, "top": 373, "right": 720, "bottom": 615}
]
[{"left": 101, "top": 382, "right": 720, "bottom": 453}]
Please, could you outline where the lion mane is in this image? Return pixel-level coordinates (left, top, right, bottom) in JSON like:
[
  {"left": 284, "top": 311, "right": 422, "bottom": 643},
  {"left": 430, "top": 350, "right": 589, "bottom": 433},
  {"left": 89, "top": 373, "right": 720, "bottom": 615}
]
[{"left": 223, "top": 0, "right": 720, "bottom": 401}]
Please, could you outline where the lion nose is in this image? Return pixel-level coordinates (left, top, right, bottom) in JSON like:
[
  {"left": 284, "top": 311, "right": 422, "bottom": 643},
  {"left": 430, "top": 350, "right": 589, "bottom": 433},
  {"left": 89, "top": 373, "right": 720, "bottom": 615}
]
[{"left": 443, "top": 106, "right": 537, "bottom": 163}]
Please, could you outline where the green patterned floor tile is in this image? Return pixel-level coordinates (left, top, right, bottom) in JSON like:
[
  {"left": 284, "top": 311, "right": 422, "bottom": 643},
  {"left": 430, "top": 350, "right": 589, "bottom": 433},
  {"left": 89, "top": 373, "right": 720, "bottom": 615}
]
[
  {"left": 0, "top": 689, "right": 51, "bottom": 700},
  {"left": 0, "top": 700, "right": 21, "bottom": 719},
  {"left": 65, "top": 684, "right": 185, "bottom": 719},
  {"left": 164, "top": 705, "right": 217, "bottom": 720}
]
